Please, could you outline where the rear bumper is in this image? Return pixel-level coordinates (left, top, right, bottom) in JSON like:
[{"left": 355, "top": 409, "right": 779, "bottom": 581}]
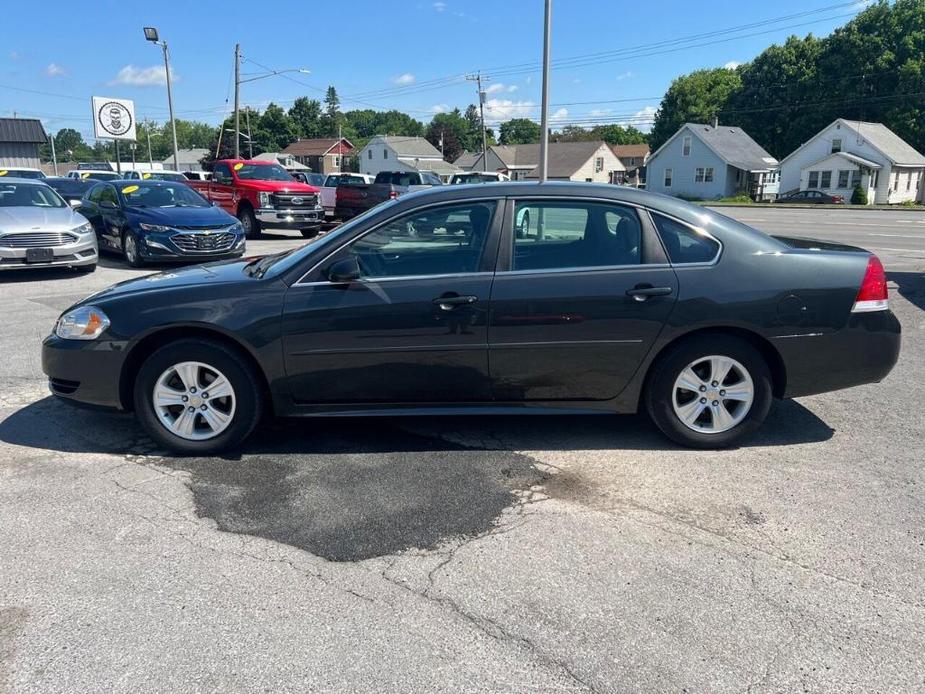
[
  {"left": 42, "top": 335, "right": 127, "bottom": 410},
  {"left": 256, "top": 207, "right": 323, "bottom": 228},
  {"left": 774, "top": 310, "right": 901, "bottom": 398}
]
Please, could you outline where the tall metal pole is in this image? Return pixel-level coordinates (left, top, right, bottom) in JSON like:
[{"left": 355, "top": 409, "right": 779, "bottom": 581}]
[
  {"left": 466, "top": 72, "right": 490, "bottom": 172},
  {"left": 115, "top": 140, "right": 121, "bottom": 174},
  {"left": 538, "top": 0, "right": 552, "bottom": 183},
  {"left": 245, "top": 107, "right": 253, "bottom": 159},
  {"left": 146, "top": 119, "right": 153, "bottom": 166},
  {"left": 233, "top": 43, "right": 241, "bottom": 159},
  {"left": 160, "top": 41, "right": 180, "bottom": 171},
  {"left": 49, "top": 131, "right": 58, "bottom": 176}
]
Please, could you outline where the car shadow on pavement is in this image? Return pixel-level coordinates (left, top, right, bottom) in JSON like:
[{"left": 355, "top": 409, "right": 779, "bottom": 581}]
[
  {"left": 0, "top": 267, "right": 93, "bottom": 283},
  {"left": 888, "top": 271, "right": 925, "bottom": 311},
  {"left": 0, "top": 397, "right": 833, "bottom": 561}
]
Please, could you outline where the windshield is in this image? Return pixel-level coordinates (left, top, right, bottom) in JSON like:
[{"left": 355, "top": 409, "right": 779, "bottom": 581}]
[
  {"left": 81, "top": 172, "right": 120, "bottom": 181},
  {"left": 0, "top": 169, "right": 45, "bottom": 179},
  {"left": 306, "top": 173, "right": 325, "bottom": 186},
  {"left": 0, "top": 182, "right": 66, "bottom": 208},
  {"left": 139, "top": 171, "right": 188, "bottom": 182},
  {"left": 119, "top": 182, "right": 210, "bottom": 208},
  {"left": 235, "top": 164, "right": 294, "bottom": 181},
  {"left": 451, "top": 173, "right": 499, "bottom": 184}
]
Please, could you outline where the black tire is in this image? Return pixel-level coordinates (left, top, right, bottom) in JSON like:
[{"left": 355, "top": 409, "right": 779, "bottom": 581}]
[
  {"left": 238, "top": 206, "right": 261, "bottom": 239},
  {"left": 644, "top": 335, "right": 772, "bottom": 449},
  {"left": 133, "top": 339, "right": 264, "bottom": 455},
  {"left": 122, "top": 232, "right": 145, "bottom": 268},
  {"left": 300, "top": 227, "right": 320, "bottom": 239}
]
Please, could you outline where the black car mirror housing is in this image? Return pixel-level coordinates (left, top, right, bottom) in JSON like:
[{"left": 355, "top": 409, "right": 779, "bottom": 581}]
[{"left": 326, "top": 257, "right": 361, "bottom": 283}]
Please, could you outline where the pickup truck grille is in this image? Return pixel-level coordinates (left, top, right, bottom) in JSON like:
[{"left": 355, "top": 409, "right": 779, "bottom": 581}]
[
  {"left": 0, "top": 231, "right": 77, "bottom": 248},
  {"left": 171, "top": 232, "right": 236, "bottom": 253},
  {"left": 270, "top": 193, "right": 318, "bottom": 208}
]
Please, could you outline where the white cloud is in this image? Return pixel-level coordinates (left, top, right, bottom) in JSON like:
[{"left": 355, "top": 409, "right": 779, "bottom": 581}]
[
  {"left": 109, "top": 64, "right": 172, "bottom": 87},
  {"left": 483, "top": 99, "right": 537, "bottom": 124},
  {"left": 552, "top": 108, "right": 569, "bottom": 120},
  {"left": 615, "top": 70, "right": 633, "bottom": 81},
  {"left": 507, "top": 85, "right": 519, "bottom": 93},
  {"left": 392, "top": 73, "right": 416, "bottom": 86},
  {"left": 619, "top": 105, "right": 657, "bottom": 133},
  {"left": 485, "top": 83, "right": 505, "bottom": 94},
  {"left": 589, "top": 108, "right": 612, "bottom": 117},
  {"left": 433, "top": 1, "right": 446, "bottom": 10},
  {"left": 724, "top": 61, "right": 742, "bottom": 70},
  {"left": 430, "top": 104, "right": 450, "bottom": 113},
  {"left": 45, "top": 63, "right": 65, "bottom": 77}
]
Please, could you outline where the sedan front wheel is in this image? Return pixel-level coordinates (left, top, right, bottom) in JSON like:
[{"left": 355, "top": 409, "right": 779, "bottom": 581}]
[{"left": 133, "top": 339, "right": 264, "bottom": 454}]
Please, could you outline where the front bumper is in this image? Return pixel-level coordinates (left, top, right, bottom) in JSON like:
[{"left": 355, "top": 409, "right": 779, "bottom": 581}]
[
  {"left": 42, "top": 334, "right": 127, "bottom": 410},
  {"left": 0, "top": 235, "right": 97, "bottom": 270},
  {"left": 256, "top": 206, "right": 323, "bottom": 228},
  {"left": 138, "top": 229, "right": 246, "bottom": 262}
]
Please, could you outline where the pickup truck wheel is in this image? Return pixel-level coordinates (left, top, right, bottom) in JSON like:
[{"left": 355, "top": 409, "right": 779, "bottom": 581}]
[
  {"left": 238, "top": 207, "right": 261, "bottom": 239},
  {"left": 300, "top": 227, "right": 320, "bottom": 239}
]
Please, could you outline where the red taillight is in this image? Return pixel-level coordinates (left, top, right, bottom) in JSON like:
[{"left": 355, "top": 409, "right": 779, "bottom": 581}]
[
  {"left": 852, "top": 255, "right": 888, "bottom": 313},
  {"left": 389, "top": 191, "right": 398, "bottom": 199}
]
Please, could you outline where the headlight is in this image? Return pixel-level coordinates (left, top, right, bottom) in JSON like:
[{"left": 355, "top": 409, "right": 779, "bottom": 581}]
[
  {"left": 139, "top": 223, "right": 172, "bottom": 232},
  {"left": 55, "top": 306, "right": 110, "bottom": 341},
  {"left": 73, "top": 222, "right": 93, "bottom": 235},
  {"left": 259, "top": 192, "right": 270, "bottom": 207}
]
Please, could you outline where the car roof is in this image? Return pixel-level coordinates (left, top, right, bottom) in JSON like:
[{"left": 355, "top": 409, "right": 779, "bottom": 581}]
[{"left": 0, "top": 176, "right": 49, "bottom": 184}]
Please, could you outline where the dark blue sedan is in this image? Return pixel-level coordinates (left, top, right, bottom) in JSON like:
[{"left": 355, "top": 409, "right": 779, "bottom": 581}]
[{"left": 77, "top": 180, "right": 246, "bottom": 267}]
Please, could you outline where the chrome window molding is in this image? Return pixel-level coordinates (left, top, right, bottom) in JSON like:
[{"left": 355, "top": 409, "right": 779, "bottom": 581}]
[
  {"left": 495, "top": 263, "right": 672, "bottom": 278},
  {"left": 293, "top": 197, "right": 500, "bottom": 287},
  {"left": 297, "top": 271, "right": 494, "bottom": 287},
  {"left": 645, "top": 209, "right": 724, "bottom": 267}
]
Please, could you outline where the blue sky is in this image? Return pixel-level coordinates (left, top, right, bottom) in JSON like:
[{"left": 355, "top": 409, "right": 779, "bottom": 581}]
[{"left": 0, "top": 0, "right": 866, "bottom": 141}]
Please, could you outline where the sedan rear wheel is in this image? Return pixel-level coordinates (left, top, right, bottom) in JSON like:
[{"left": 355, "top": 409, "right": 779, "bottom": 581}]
[
  {"left": 645, "top": 335, "right": 772, "bottom": 449},
  {"left": 134, "top": 339, "right": 264, "bottom": 454}
]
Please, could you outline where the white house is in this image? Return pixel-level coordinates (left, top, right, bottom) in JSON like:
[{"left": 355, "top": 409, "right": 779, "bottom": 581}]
[
  {"left": 468, "top": 141, "right": 624, "bottom": 183},
  {"left": 647, "top": 123, "right": 779, "bottom": 201},
  {"left": 358, "top": 135, "right": 459, "bottom": 179},
  {"left": 778, "top": 119, "right": 925, "bottom": 205}
]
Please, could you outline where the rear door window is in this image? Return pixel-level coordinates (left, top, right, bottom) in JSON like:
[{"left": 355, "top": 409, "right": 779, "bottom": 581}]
[{"left": 651, "top": 213, "right": 720, "bottom": 264}]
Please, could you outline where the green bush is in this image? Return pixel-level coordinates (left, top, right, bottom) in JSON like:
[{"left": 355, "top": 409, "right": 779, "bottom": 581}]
[
  {"left": 899, "top": 199, "right": 920, "bottom": 208},
  {"left": 850, "top": 184, "right": 868, "bottom": 205}
]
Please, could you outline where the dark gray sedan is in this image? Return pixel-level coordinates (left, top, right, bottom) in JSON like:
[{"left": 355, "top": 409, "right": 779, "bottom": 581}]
[{"left": 42, "top": 182, "right": 899, "bottom": 454}]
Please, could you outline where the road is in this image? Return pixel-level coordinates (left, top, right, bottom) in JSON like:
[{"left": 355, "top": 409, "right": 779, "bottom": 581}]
[{"left": 0, "top": 208, "right": 922, "bottom": 693}]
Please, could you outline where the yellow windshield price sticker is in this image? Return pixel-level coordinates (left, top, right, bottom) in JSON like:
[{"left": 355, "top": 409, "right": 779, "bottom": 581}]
[
  {"left": 142, "top": 172, "right": 151, "bottom": 179},
  {"left": 233, "top": 162, "right": 244, "bottom": 171},
  {"left": 121, "top": 185, "right": 139, "bottom": 194},
  {"left": 80, "top": 172, "right": 90, "bottom": 179},
  {"left": 0, "top": 170, "right": 7, "bottom": 176}
]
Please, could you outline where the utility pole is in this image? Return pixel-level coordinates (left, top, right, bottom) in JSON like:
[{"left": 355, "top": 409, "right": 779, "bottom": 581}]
[
  {"left": 49, "top": 132, "right": 58, "bottom": 176},
  {"left": 538, "top": 0, "right": 552, "bottom": 183},
  {"left": 234, "top": 43, "right": 241, "bottom": 159},
  {"left": 145, "top": 119, "right": 153, "bottom": 166},
  {"left": 245, "top": 107, "right": 253, "bottom": 158},
  {"left": 337, "top": 122, "right": 343, "bottom": 172},
  {"left": 130, "top": 142, "right": 137, "bottom": 169},
  {"left": 466, "top": 72, "right": 490, "bottom": 172},
  {"left": 144, "top": 28, "right": 179, "bottom": 171}
]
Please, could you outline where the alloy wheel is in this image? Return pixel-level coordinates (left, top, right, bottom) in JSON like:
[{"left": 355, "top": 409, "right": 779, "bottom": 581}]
[
  {"left": 152, "top": 361, "right": 237, "bottom": 441},
  {"left": 671, "top": 355, "right": 754, "bottom": 434},
  {"left": 124, "top": 235, "right": 138, "bottom": 264}
]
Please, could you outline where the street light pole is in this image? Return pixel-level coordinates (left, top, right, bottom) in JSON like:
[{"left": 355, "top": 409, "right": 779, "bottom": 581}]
[
  {"left": 234, "top": 43, "right": 241, "bottom": 159},
  {"left": 144, "top": 27, "right": 180, "bottom": 171},
  {"left": 538, "top": 0, "right": 552, "bottom": 183}
]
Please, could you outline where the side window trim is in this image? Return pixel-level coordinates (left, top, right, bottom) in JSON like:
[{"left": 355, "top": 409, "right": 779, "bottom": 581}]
[{"left": 648, "top": 210, "right": 723, "bottom": 266}]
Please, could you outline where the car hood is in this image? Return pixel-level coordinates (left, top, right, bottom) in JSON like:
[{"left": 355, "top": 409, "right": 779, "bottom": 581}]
[
  {"left": 236, "top": 179, "right": 319, "bottom": 194},
  {"left": 127, "top": 205, "right": 237, "bottom": 228},
  {"left": 83, "top": 257, "right": 258, "bottom": 304},
  {"left": 0, "top": 206, "right": 88, "bottom": 233}
]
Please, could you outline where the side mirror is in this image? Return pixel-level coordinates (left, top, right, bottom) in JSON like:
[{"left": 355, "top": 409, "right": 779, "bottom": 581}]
[
  {"left": 326, "top": 257, "right": 361, "bottom": 283},
  {"left": 100, "top": 200, "right": 117, "bottom": 209}
]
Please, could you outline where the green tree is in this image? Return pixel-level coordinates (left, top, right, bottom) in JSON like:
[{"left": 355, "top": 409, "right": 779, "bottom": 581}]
[
  {"left": 649, "top": 68, "right": 743, "bottom": 151},
  {"left": 252, "top": 103, "right": 296, "bottom": 152},
  {"left": 594, "top": 124, "right": 648, "bottom": 145},
  {"left": 499, "top": 118, "right": 541, "bottom": 145},
  {"left": 289, "top": 97, "right": 323, "bottom": 139},
  {"left": 426, "top": 109, "right": 468, "bottom": 161}
]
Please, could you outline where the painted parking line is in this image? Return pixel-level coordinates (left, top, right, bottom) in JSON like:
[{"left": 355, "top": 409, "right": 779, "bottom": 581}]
[{"left": 870, "top": 233, "right": 924, "bottom": 238}]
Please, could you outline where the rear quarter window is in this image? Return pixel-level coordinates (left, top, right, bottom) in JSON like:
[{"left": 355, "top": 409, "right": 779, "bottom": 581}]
[{"left": 651, "top": 213, "right": 720, "bottom": 264}]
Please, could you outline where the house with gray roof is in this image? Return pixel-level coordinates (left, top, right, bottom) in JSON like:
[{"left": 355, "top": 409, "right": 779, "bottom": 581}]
[
  {"left": 162, "top": 148, "right": 209, "bottom": 172},
  {"left": 646, "top": 123, "right": 779, "bottom": 200},
  {"left": 468, "top": 141, "right": 624, "bottom": 182},
  {"left": 358, "top": 135, "right": 459, "bottom": 179},
  {"left": 0, "top": 117, "right": 47, "bottom": 168},
  {"left": 778, "top": 119, "right": 925, "bottom": 205}
]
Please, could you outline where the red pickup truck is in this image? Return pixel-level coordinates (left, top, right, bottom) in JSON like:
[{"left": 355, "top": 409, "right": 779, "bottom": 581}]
[{"left": 187, "top": 159, "right": 323, "bottom": 238}]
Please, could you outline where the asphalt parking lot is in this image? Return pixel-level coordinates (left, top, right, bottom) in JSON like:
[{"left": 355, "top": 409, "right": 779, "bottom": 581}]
[{"left": 1, "top": 208, "right": 923, "bottom": 693}]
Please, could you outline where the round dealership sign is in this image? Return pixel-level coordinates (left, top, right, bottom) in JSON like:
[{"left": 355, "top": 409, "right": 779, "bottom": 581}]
[{"left": 97, "top": 101, "right": 133, "bottom": 137}]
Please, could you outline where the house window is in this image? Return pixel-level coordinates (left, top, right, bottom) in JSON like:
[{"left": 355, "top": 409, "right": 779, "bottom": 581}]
[
  {"left": 695, "top": 167, "right": 705, "bottom": 183},
  {"left": 333, "top": 155, "right": 341, "bottom": 167},
  {"left": 892, "top": 172, "right": 899, "bottom": 191},
  {"left": 704, "top": 167, "right": 714, "bottom": 183},
  {"left": 831, "top": 138, "right": 842, "bottom": 153},
  {"left": 820, "top": 171, "right": 832, "bottom": 188},
  {"left": 594, "top": 156, "right": 604, "bottom": 173},
  {"left": 682, "top": 136, "right": 691, "bottom": 156},
  {"left": 629, "top": 157, "right": 636, "bottom": 166},
  {"left": 808, "top": 171, "right": 819, "bottom": 188},
  {"left": 664, "top": 168, "right": 673, "bottom": 187},
  {"left": 850, "top": 170, "right": 861, "bottom": 188},
  {"left": 838, "top": 170, "right": 850, "bottom": 188},
  {"left": 367, "top": 150, "right": 372, "bottom": 160},
  {"left": 907, "top": 171, "right": 914, "bottom": 191}
]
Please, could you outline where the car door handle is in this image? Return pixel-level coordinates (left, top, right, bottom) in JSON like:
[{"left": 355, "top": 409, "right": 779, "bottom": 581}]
[
  {"left": 626, "top": 285, "right": 673, "bottom": 301},
  {"left": 433, "top": 295, "right": 478, "bottom": 310}
]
